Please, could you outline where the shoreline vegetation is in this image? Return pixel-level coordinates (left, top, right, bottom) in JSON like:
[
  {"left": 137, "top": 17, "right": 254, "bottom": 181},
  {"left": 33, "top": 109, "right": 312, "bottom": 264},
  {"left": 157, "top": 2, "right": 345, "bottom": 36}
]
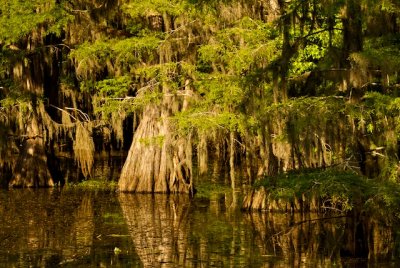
[
  {"left": 56, "top": 167, "right": 400, "bottom": 221},
  {"left": 243, "top": 168, "right": 400, "bottom": 217}
]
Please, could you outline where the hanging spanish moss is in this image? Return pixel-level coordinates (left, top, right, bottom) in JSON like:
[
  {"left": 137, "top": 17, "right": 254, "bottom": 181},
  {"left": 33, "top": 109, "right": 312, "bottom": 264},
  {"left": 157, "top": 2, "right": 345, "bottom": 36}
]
[
  {"left": 9, "top": 109, "right": 54, "bottom": 188},
  {"left": 73, "top": 122, "right": 95, "bottom": 178},
  {"left": 197, "top": 134, "right": 208, "bottom": 175}
]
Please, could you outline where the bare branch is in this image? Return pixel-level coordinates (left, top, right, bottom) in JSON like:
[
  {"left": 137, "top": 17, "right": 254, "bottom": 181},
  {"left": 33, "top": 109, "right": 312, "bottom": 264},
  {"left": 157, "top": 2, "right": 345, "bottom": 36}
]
[
  {"left": 49, "top": 104, "right": 78, "bottom": 121},
  {"left": 65, "top": 107, "right": 90, "bottom": 122}
]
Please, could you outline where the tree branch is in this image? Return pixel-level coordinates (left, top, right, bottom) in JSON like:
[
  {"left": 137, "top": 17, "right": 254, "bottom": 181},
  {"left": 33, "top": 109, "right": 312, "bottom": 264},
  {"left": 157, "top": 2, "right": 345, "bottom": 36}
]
[
  {"left": 49, "top": 104, "right": 78, "bottom": 121},
  {"left": 65, "top": 107, "right": 90, "bottom": 122}
]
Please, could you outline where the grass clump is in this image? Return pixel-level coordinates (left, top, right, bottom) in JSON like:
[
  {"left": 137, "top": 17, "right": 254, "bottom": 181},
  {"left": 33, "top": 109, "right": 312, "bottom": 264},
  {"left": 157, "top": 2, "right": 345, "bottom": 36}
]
[
  {"left": 65, "top": 179, "right": 118, "bottom": 191},
  {"left": 194, "top": 182, "right": 231, "bottom": 199}
]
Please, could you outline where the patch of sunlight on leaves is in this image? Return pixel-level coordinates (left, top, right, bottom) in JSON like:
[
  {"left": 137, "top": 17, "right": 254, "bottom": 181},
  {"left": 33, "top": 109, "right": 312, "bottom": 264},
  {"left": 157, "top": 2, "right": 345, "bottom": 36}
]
[
  {"left": 96, "top": 76, "right": 132, "bottom": 97},
  {"left": 138, "top": 135, "right": 165, "bottom": 147}
]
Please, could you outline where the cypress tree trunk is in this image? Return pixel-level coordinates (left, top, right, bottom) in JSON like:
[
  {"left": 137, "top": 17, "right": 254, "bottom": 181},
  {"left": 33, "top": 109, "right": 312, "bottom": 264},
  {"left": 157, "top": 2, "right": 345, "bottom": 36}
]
[
  {"left": 8, "top": 51, "right": 55, "bottom": 187},
  {"left": 9, "top": 111, "right": 54, "bottom": 187},
  {"left": 229, "top": 132, "right": 236, "bottom": 191},
  {"left": 342, "top": 0, "right": 363, "bottom": 57},
  {"left": 273, "top": 0, "right": 293, "bottom": 103},
  {"left": 198, "top": 134, "right": 208, "bottom": 175},
  {"left": 118, "top": 101, "right": 192, "bottom": 193}
]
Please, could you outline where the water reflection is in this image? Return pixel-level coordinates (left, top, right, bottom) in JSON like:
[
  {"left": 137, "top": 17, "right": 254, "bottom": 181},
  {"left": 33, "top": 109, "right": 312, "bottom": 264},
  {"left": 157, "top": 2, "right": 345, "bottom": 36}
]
[
  {"left": 0, "top": 189, "right": 139, "bottom": 267},
  {"left": 119, "top": 193, "right": 400, "bottom": 268},
  {"left": 69, "top": 195, "right": 94, "bottom": 258},
  {"left": 246, "top": 212, "right": 400, "bottom": 267},
  {"left": 119, "top": 194, "right": 191, "bottom": 267},
  {"left": 0, "top": 190, "right": 399, "bottom": 267},
  {"left": 118, "top": 193, "right": 263, "bottom": 267},
  {"left": 0, "top": 189, "right": 94, "bottom": 266}
]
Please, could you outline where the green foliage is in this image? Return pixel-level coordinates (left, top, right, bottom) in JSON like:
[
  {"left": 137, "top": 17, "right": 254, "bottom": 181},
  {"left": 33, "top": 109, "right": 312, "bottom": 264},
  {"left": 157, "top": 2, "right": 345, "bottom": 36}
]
[
  {"left": 0, "top": 1, "right": 72, "bottom": 44},
  {"left": 122, "top": 0, "right": 189, "bottom": 18},
  {"left": 0, "top": 83, "right": 33, "bottom": 113},
  {"left": 379, "top": 0, "right": 400, "bottom": 13},
  {"left": 94, "top": 90, "right": 162, "bottom": 118},
  {"left": 69, "top": 39, "right": 113, "bottom": 79},
  {"left": 197, "top": 17, "right": 278, "bottom": 75},
  {"left": 70, "top": 35, "right": 161, "bottom": 79},
  {"left": 0, "top": 0, "right": 48, "bottom": 43},
  {"left": 138, "top": 135, "right": 165, "bottom": 147},
  {"left": 262, "top": 96, "right": 344, "bottom": 140},
  {"left": 364, "top": 180, "right": 400, "bottom": 220},
  {"left": 291, "top": 31, "right": 334, "bottom": 76},
  {"left": 96, "top": 76, "right": 132, "bottom": 97},
  {"left": 255, "top": 169, "right": 367, "bottom": 212},
  {"left": 282, "top": 1, "right": 345, "bottom": 77},
  {"left": 172, "top": 18, "right": 280, "bottom": 136},
  {"left": 258, "top": 92, "right": 400, "bottom": 162},
  {"left": 113, "top": 35, "right": 161, "bottom": 65},
  {"left": 45, "top": 4, "right": 74, "bottom": 37},
  {"left": 255, "top": 168, "right": 400, "bottom": 219},
  {"left": 93, "top": 62, "right": 197, "bottom": 117},
  {"left": 350, "top": 35, "right": 400, "bottom": 75},
  {"left": 351, "top": 92, "right": 400, "bottom": 153}
]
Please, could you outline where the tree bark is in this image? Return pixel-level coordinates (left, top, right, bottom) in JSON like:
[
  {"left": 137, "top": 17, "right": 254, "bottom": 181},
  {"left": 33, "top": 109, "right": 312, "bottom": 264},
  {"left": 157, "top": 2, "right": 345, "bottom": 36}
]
[
  {"left": 118, "top": 104, "right": 192, "bottom": 193},
  {"left": 229, "top": 132, "right": 236, "bottom": 191},
  {"left": 342, "top": 0, "right": 363, "bottom": 60},
  {"left": 9, "top": 111, "right": 54, "bottom": 187}
]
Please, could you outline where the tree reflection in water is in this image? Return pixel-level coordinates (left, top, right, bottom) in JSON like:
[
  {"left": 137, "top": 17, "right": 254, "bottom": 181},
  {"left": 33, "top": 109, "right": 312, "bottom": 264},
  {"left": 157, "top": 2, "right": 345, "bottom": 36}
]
[
  {"left": 120, "top": 193, "right": 400, "bottom": 268},
  {"left": 118, "top": 193, "right": 258, "bottom": 267},
  {"left": 118, "top": 194, "right": 191, "bottom": 267},
  {"left": 0, "top": 189, "right": 94, "bottom": 267},
  {"left": 245, "top": 211, "right": 400, "bottom": 267},
  {"left": 0, "top": 190, "right": 398, "bottom": 267}
]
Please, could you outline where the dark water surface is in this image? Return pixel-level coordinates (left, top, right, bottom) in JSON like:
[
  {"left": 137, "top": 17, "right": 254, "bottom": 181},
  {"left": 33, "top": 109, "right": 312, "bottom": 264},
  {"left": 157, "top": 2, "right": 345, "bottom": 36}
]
[{"left": 0, "top": 189, "right": 399, "bottom": 267}]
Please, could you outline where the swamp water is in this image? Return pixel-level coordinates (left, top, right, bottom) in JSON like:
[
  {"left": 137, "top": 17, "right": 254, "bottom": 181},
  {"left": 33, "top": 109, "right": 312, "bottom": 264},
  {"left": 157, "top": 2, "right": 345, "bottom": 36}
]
[{"left": 0, "top": 189, "right": 399, "bottom": 267}]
